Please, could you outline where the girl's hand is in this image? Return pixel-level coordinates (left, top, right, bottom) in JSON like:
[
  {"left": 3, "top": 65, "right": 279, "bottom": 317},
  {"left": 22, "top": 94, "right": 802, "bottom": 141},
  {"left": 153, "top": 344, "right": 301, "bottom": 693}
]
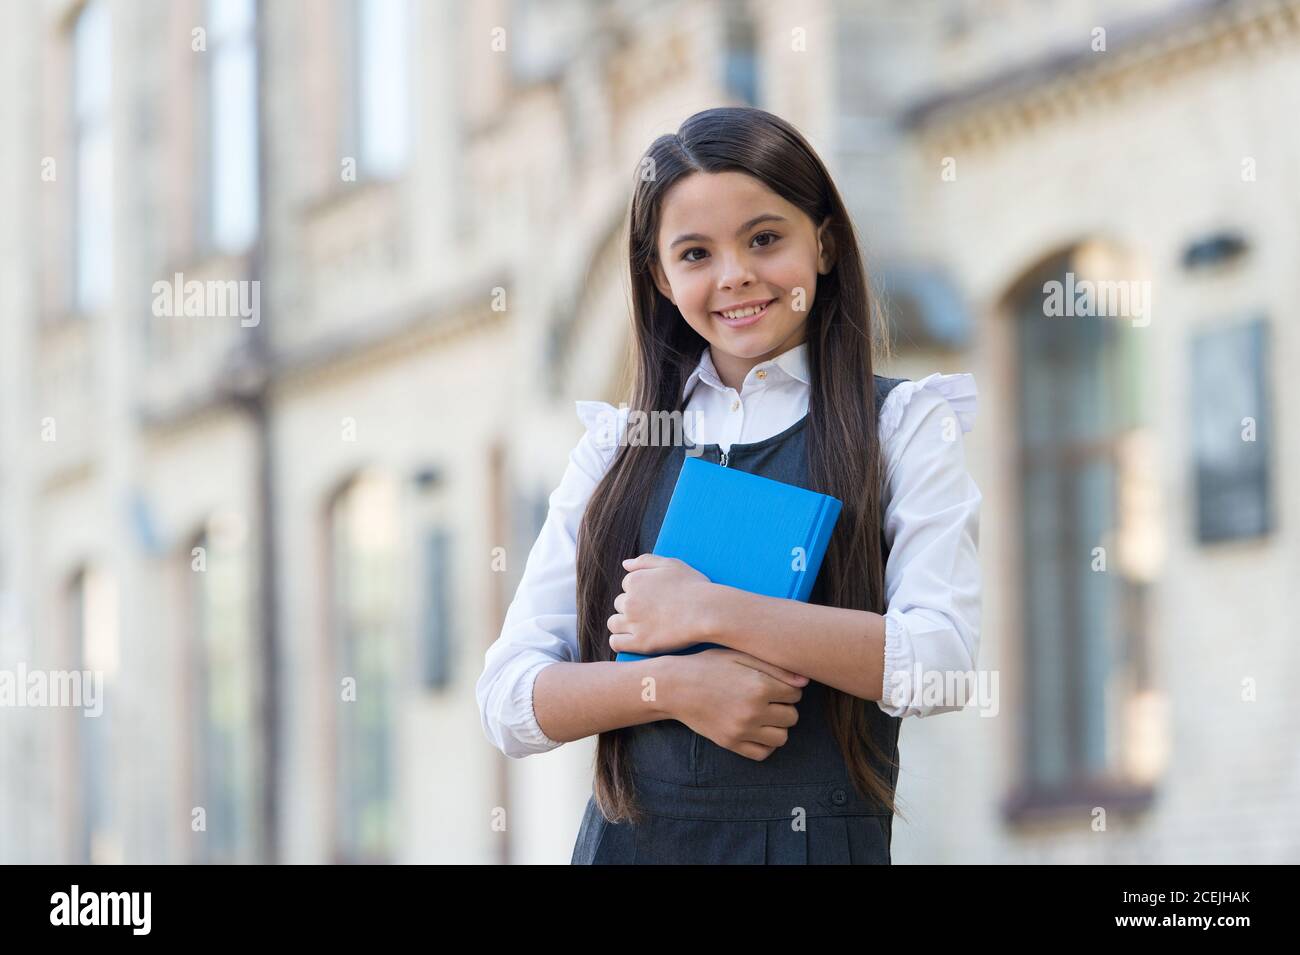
[
  {"left": 665, "top": 648, "right": 808, "bottom": 761},
  {"left": 607, "top": 554, "right": 717, "bottom": 656}
]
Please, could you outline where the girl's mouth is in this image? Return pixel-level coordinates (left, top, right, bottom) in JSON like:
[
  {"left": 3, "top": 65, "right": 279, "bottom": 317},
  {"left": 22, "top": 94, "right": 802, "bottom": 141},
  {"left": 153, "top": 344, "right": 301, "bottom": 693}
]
[{"left": 712, "top": 298, "right": 775, "bottom": 328}]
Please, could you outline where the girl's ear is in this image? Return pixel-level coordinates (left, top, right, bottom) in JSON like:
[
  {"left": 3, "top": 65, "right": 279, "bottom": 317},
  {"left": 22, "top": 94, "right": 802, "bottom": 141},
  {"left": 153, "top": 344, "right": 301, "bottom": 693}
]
[
  {"left": 650, "top": 258, "right": 676, "bottom": 305},
  {"left": 816, "top": 215, "right": 837, "bottom": 274}
]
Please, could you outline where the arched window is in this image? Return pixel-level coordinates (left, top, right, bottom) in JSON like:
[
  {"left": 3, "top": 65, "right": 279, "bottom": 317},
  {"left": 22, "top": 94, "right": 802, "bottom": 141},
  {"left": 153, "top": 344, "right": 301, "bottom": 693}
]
[
  {"left": 1008, "top": 245, "right": 1159, "bottom": 810},
  {"left": 328, "top": 471, "right": 400, "bottom": 862}
]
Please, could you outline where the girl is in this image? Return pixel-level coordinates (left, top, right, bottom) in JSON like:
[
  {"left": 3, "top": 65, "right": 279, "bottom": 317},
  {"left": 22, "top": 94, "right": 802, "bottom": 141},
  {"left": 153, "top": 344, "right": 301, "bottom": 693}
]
[{"left": 476, "top": 106, "right": 981, "bottom": 864}]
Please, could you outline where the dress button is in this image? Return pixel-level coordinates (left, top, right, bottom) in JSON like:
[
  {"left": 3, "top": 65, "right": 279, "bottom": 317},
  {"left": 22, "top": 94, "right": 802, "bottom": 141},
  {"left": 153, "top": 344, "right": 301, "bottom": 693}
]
[
  {"left": 756, "top": 369, "right": 766, "bottom": 380},
  {"left": 831, "top": 788, "right": 847, "bottom": 806},
  {"left": 730, "top": 399, "right": 740, "bottom": 412}
]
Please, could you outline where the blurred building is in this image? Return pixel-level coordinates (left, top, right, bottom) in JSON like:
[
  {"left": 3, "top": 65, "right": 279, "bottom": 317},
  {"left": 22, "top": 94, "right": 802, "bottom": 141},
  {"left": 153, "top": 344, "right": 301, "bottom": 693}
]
[{"left": 0, "top": 0, "right": 1294, "bottom": 863}]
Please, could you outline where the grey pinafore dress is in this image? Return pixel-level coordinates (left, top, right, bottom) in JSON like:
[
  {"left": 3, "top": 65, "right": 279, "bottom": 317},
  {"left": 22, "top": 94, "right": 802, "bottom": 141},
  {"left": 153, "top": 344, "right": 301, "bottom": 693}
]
[{"left": 571, "top": 375, "right": 909, "bottom": 864}]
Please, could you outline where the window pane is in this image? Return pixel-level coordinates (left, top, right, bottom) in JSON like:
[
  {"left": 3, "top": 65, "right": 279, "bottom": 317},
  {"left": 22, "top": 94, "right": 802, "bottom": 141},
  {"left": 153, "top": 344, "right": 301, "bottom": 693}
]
[
  {"left": 1019, "top": 300, "right": 1120, "bottom": 448},
  {"left": 73, "top": 0, "right": 112, "bottom": 312},
  {"left": 73, "top": 0, "right": 111, "bottom": 119},
  {"left": 723, "top": 8, "right": 759, "bottom": 106},
  {"left": 358, "top": 0, "right": 409, "bottom": 177},
  {"left": 210, "top": 35, "right": 259, "bottom": 252},
  {"left": 420, "top": 528, "right": 453, "bottom": 689},
  {"left": 75, "top": 127, "right": 112, "bottom": 309},
  {"left": 72, "top": 567, "right": 119, "bottom": 863},
  {"left": 192, "top": 523, "right": 256, "bottom": 863},
  {"left": 1023, "top": 463, "right": 1068, "bottom": 787},
  {"left": 1191, "top": 318, "right": 1272, "bottom": 541},
  {"left": 331, "top": 474, "right": 398, "bottom": 861},
  {"left": 209, "top": 0, "right": 255, "bottom": 42},
  {"left": 1074, "top": 458, "right": 1116, "bottom": 776}
]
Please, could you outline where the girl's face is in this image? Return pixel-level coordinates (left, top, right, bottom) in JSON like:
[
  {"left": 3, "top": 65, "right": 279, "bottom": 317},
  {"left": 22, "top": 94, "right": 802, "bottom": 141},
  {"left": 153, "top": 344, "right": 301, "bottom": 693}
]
[{"left": 650, "top": 170, "right": 834, "bottom": 389}]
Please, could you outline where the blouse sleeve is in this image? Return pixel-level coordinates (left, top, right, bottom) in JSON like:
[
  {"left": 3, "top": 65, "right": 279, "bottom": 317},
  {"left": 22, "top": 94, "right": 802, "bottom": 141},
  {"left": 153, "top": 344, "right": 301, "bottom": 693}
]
[
  {"left": 475, "top": 400, "right": 629, "bottom": 758},
  {"left": 876, "top": 373, "right": 982, "bottom": 719}
]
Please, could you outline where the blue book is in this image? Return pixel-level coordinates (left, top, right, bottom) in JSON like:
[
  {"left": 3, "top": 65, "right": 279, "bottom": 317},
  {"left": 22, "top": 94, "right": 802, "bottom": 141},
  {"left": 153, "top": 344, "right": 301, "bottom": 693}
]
[{"left": 615, "top": 455, "right": 843, "bottom": 662}]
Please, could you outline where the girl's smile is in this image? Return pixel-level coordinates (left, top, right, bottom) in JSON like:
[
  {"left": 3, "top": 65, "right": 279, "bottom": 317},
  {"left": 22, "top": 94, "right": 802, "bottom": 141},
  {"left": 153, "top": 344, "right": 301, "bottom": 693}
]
[{"left": 712, "top": 296, "right": 776, "bottom": 328}]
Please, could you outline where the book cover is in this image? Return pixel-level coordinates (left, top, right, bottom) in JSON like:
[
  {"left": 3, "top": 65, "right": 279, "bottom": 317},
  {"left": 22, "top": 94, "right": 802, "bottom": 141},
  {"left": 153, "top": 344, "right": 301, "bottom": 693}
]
[{"left": 615, "top": 455, "right": 843, "bottom": 662}]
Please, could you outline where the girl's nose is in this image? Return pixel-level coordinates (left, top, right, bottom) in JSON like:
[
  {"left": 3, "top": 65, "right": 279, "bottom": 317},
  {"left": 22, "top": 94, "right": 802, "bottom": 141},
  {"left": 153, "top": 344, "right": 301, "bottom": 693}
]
[{"left": 717, "top": 257, "right": 757, "bottom": 290}]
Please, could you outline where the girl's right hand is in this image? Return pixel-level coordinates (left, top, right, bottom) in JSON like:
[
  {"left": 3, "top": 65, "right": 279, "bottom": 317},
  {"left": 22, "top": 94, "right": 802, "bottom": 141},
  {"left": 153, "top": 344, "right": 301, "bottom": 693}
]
[{"left": 666, "top": 647, "right": 808, "bottom": 762}]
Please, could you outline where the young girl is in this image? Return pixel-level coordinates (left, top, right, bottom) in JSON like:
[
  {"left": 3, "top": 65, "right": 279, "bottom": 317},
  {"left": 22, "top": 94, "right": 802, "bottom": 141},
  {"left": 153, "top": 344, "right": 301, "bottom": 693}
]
[{"left": 476, "top": 106, "right": 981, "bottom": 864}]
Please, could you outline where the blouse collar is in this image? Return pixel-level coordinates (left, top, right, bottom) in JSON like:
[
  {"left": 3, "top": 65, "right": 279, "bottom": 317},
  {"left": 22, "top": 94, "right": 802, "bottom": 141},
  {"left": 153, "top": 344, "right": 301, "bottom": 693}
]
[{"left": 682, "top": 342, "right": 810, "bottom": 401}]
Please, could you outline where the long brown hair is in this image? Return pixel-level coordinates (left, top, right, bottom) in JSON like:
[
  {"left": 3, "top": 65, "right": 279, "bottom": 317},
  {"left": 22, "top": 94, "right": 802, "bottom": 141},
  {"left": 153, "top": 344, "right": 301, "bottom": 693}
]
[{"left": 576, "top": 106, "right": 901, "bottom": 825}]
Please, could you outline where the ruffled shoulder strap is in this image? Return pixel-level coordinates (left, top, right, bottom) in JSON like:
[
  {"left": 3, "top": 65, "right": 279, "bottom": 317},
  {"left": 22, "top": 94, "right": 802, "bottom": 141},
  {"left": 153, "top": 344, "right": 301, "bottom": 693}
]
[
  {"left": 878, "top": 372, "right": 978, "bottom": 441},
  {"left": 574, "top": 400, "right": 631, "bottom": 462}
]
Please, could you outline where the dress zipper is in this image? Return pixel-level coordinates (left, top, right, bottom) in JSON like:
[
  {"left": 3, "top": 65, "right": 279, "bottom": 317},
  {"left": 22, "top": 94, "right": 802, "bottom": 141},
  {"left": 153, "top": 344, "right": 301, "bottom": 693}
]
[{"left": 718, "top": 448, "right": 729, "bottom": 467}]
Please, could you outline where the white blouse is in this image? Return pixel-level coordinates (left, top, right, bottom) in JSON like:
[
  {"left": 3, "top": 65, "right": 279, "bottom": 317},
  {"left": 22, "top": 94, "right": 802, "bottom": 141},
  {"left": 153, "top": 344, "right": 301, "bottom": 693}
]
[{"left": 476, "top": 342, "right": 982, "bottom": 759}]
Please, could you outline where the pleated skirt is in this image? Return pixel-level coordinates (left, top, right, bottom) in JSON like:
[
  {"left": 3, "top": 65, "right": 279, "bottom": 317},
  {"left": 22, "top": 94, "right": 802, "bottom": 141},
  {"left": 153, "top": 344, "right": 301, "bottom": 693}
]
[{"left": 571, "top": 772, "right": 893, "bottom": 865}]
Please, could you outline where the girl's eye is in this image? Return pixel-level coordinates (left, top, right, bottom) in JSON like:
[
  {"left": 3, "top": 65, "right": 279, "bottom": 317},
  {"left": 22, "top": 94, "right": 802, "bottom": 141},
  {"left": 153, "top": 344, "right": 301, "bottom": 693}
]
[{"left": 679, "top": 232, "right": 781, "bottom": 263}]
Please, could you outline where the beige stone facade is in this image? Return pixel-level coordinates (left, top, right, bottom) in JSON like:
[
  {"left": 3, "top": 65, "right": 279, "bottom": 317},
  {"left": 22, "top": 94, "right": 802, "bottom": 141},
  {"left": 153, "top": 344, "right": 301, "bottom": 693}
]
[{"left": 0, "top": 0, "right": 1294, "bottom": 863}]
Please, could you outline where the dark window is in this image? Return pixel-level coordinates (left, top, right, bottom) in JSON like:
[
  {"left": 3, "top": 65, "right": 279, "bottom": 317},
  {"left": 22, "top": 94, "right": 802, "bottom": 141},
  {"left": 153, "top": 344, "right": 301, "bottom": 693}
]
[
  {"left": 420, "top": 527, "right": 454, "bottom": 689},
  {"left": 1190, "top": 317, "right": 1273, "bottom": 543}
]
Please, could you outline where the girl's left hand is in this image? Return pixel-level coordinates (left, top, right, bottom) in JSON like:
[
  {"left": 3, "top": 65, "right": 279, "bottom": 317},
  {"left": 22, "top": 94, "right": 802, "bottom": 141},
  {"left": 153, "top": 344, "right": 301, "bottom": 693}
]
[{"left": 607, "top": 554, "right": 716, "bottom": 656}]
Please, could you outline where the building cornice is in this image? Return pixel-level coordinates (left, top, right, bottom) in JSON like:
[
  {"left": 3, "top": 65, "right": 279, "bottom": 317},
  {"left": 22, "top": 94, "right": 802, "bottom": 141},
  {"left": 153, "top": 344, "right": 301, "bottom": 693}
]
[{"left": 904, "top": 0, "right": 1300, "bottom": 152}]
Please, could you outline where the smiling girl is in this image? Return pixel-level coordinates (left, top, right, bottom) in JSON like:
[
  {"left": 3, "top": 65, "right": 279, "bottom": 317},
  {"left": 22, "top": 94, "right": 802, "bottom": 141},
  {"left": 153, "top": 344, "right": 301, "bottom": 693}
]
[{"left": 477, "top": 106, "right": 982, "bottom": 864}]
